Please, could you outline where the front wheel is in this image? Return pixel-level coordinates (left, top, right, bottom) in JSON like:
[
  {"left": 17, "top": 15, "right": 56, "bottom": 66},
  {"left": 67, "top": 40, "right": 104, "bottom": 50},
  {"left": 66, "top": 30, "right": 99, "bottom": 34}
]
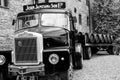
[
  {"left": 77, "top": 53, "right": 83, "bottom": 69},
  {"left": 73, "top": 52, "right": 83, "bottom": 69},
  {"left": 0, "top": 72, "right": 4, "bottom": 80},
  {"left": 59, "top": 63, "right": 73, "bottom": 80},
  {"left": 73, "top": 44, "right": 83, "bottom": 69}
]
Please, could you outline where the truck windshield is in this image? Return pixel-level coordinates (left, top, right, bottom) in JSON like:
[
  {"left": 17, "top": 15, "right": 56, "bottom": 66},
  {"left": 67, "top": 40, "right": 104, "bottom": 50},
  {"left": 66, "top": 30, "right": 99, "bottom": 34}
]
[
  {"left": 41, "top": 13, "right": 68, "bottom": 29},
  {"left": 16, "top": 13, "right": 69, "bottom": 30},
  {"left": 17, "top": 14, "right": 38, "bottom": 30}
]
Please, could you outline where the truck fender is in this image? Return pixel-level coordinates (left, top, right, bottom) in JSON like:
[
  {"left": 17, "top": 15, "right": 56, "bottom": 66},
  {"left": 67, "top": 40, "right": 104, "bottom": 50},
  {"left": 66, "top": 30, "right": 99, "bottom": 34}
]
[{"left": 75, "top": 44, "right": 82, "bottom": 53}]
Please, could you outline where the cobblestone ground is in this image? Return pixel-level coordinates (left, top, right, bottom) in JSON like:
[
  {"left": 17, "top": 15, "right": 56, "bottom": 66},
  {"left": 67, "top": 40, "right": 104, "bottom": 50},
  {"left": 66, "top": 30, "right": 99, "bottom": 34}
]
[{"left": 73, "top": 51, "right": 120, "bottom": 80}]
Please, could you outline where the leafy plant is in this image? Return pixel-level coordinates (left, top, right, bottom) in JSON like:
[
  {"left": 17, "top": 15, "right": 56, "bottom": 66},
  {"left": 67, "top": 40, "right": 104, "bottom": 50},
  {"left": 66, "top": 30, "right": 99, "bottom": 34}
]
[{"left": 91, "top": 0, "right": 120, "bottom": 38}]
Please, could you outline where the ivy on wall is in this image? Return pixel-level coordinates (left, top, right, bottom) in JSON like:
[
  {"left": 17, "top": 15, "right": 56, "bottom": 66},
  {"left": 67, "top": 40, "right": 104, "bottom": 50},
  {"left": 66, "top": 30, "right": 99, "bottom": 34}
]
[{"left": 91, "top": 0, "right": 120, "bottom": 37}]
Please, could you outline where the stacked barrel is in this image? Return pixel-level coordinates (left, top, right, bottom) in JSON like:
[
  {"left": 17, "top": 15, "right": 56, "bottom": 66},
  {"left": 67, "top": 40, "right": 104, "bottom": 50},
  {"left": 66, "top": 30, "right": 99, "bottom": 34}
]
[{"left": 85, "top": 33, "right": 114, "bottom": 44}]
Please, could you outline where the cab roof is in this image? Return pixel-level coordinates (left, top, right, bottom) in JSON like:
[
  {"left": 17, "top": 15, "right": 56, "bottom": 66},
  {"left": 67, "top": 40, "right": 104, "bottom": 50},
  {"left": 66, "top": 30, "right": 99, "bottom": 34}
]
[{"left": 17, "top": 9, "right": 68, "bottom": 17}]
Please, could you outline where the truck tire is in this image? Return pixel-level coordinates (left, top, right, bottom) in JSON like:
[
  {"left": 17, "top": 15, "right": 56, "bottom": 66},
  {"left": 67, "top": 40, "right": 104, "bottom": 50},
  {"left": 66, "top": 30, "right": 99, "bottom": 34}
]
[
  {"left": 107, "top": 46, "right": 115, "bottom": 55},
  {"left": 85, "top": 33, "right": 90, "bottom": 43},
  {"left": 113, "top": 46, "right": 119, "bottom": 55},
  {"left": 95, "top": 34, "right": 100, "bottom": 43},
  {"left": 73, "top": 44, "right": 83, "bottom": 69},
  {"left": 0, "top": 72, "right": 4, "bottom": 80},
  {"left": 104, "top": 35, "right": 108, "bottom": 43},
  {"left": 110, "top": 35, "right": 114, "bottom": 42},
  {"left": 84, "top": 47, "right": 92, "bottom": 59},
  {"left": 100, "top": 34, "right": 105, "bottom": 43},
  {"left": 91, "top": 47, "right": 98, "bottom": 54},
  {"left": 106, "top": 35, "right": 110, "bottom": 44},
  {"left": 90, "top": 34, "right": 95, "bottom": 43},
  {"left": 0, "top": 70, "right": 9, "bottom": 80},
  {"left": 60, "top": 62, "right": 73, "bottom": 80},
  {"left": 74, "top": 52, "right": 83, "bottom": 69},
  {"left": 108, "top": 35, "right": 112, "bottom": 44}
]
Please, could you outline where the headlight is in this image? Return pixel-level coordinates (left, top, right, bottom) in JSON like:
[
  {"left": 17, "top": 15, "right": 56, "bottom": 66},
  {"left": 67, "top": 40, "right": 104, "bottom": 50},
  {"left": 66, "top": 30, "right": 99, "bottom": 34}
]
[
  {"left": 0, "top": 55, "right": 6, "bottom": 65},
  {"left": 49, "top": 54, "right": 59, "bottom": 65}
]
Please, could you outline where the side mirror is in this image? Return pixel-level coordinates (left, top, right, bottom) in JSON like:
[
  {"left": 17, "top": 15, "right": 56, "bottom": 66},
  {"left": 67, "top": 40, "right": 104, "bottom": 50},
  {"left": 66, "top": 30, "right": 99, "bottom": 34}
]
[
  {"left": 73, "top": 16, "right": 77, "bottom": 23},
  {"left": 12, "top": 19, "right": 16, "bottom": 25}
]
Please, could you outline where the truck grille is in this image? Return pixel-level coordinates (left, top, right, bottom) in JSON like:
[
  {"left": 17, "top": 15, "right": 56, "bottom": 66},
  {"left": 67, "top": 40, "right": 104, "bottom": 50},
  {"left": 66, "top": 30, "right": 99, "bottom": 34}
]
[{"left": 15, "top": 38, "right": 37, "bottom": 63}]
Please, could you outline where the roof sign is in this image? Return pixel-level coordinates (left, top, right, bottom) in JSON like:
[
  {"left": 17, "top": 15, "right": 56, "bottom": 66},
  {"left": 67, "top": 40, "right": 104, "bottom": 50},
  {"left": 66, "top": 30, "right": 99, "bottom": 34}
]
[{"left": 23, "top": 2, "right": 66, "bottom": 11}]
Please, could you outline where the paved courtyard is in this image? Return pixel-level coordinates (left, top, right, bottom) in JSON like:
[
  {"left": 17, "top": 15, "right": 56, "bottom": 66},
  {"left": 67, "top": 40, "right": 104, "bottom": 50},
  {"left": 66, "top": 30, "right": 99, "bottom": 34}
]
[{"left": 73, "top": 52, "right": 120, "bottom": 80}]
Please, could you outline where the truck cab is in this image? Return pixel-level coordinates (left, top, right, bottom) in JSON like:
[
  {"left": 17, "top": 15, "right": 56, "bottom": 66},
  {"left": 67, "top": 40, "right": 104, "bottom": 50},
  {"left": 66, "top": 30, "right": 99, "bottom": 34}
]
[{"left": 8, "top": 2, "right": 83, "bottom": 80}]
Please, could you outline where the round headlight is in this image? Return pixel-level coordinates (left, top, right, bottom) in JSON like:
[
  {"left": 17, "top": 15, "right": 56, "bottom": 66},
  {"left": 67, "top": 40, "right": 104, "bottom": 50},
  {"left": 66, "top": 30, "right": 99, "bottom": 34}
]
[
  {"left": 49, "top": 54, "right": 59, "bottom": 65},
  {"left": 0, "top": 55, "right": 6, "bottom": 65}
]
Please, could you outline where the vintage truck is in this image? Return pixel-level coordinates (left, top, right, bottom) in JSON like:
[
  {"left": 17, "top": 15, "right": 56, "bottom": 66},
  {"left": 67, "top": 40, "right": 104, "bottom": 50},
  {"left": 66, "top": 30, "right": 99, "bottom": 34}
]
[{"left": 7, "top": 2, "right": 84, "bottom": 80}]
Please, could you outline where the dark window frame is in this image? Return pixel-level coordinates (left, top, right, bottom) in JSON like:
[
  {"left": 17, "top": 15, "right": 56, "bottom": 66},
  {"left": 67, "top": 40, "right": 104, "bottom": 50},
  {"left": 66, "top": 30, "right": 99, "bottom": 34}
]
[
  {"left": 0, "top": 0, "right": 8, "bottom": 7},
  {"left": 87, "top": 16, "right": 89, "bottom": 26},
  {"left": 79, "top": 14, "right": 82, "bottom": 25}
]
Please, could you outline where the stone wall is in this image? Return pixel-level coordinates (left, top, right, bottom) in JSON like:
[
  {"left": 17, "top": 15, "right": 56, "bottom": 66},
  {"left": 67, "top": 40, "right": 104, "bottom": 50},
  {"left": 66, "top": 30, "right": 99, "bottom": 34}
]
[{"left": 0, "top": 0, "right": 33, "bottom": 50}]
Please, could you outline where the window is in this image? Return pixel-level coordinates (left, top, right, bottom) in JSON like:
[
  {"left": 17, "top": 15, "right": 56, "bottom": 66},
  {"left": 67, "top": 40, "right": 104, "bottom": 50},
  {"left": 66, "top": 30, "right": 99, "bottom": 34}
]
[
  {"left": 41, "top": 13, "right": 68, "bottom": 28},
  {"left": 0, "top": 0, "right": 8, "bottom": 7},
  {"left": 17, "top": 14, "right": 39, "bottom": 30},
  {"left": 79, "top": 14, "right": 82, "bottom": 25},
  {"left": 33, "top": 0, "right": 38, "bottom": 4},
  {"left": 45, "top": 0, "right": 49, "bottom": 3},
  {"left": 74, "top": 8, "right": 77, "bottom": 13},
  {"left": 87, "top": 16, "right": 89, "bottom": 26}
]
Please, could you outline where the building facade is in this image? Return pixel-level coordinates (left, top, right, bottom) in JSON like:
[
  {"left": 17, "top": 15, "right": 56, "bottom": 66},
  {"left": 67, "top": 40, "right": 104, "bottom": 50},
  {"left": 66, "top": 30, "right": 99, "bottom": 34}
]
[{"left": 0, "top": 0, "right": 32, "bottom": 50}]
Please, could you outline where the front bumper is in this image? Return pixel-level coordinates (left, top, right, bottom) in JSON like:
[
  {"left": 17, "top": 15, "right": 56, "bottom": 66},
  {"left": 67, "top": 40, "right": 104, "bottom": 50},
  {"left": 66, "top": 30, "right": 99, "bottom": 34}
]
[{"left": 8, "top": 63, "right": 45, "bottom": 75}]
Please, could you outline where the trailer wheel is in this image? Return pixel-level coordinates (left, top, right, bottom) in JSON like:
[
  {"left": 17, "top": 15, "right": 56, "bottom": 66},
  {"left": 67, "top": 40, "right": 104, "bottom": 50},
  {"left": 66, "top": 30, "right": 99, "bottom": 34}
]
[
  {"left": 113, "top": 46, "right": 119, "bottom": 55},
  {"left": 84, "top": 47, "right": 92, "bottom": 59},
  {"left": 60, "top": 62, "right": 73, "bottom": 80},
  {"left": 91, "top": 47, "right": 98, "bottom": 54},
  {"left": 107, "top": 46, "right": 115, "bottom": 55}
]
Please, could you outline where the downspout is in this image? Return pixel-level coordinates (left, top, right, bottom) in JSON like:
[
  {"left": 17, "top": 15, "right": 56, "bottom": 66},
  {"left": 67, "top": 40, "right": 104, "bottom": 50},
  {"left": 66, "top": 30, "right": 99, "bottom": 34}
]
[{"left": 87, "top": 0, "right": 92, "bottom": 33}]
